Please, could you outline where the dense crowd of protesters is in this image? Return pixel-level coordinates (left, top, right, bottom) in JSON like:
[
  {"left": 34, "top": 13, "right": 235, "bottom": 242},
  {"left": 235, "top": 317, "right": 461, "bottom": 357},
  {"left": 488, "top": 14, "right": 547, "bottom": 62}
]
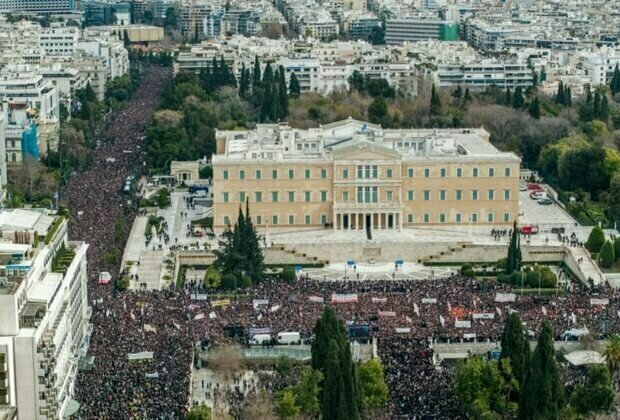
[{"left": 63, "top": 64, "right": 620, "bottom": 419}]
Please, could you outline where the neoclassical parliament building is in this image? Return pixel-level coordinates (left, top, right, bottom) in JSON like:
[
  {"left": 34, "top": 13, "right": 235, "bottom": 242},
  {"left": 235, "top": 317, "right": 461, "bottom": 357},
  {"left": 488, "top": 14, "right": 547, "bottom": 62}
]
[{"left": 212, "top": 118, "right": 520, "bottom": 233}]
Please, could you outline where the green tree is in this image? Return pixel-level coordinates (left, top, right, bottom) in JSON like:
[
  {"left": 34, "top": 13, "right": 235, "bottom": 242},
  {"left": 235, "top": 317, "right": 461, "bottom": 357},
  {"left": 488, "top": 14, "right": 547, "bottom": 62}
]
[
  {"left": 263, "top": 62, "right": 274, "bottom": 84},
  {"left": 518, "top": 321, "right": 565, "bottom": 419},
  {"left": 187, "top": 403, "right": 212, "bottom": 420},
  {"left": 615, "top": 237, "right": 620, "bottom": 261},
  {"left": 525, "top": 265, "right": 557, "bottom": 288},
  {"left": 289, "top": 72, "right": 301, "bottom": 97},
  {"left": 368, "top": 96, "right": 390, "bottom": 126},
  {"left": 291, "top": 367, "right": 323, "bottom": 417},
  {"left": 505, "top": 220, "right": 522, "bottom": 274},
  {"left": 603, "top": 335, "right": 620, "bottom": 379},
  {"left": 528, "top": 96, "right": 541, "bottom": 119},
  {"left": 585, "top": 225, "right": 606, "bottom": 253},
  {"left": 464, "top": 88, "right": 472, "bottom": 103},
  {"left": 569, "top": 365, "right": 615, "bottom": 416},
  {"left": 204, "top": 265, "right": 221, "bottom": 288},
  {"left": 276, "top": 389, "right": 300, "bottom": 419},
  {"left": 358, "top": 359, "right": 388, "bottom": 410},
  {"left": 276, "top": 355, "right": 293, "bottom": 376},
  {"left": 505, "top": 88, "right": 512, "bottom": 106},
  {"left": 455, "top": 356, "right": 518, "bottom": 418},
  {"left": 252, "top": 56, "right": 262, "bottom": 93},
  {"left": 500, "top": 313, "right": 530, "bottom": 392},
  {"left": 281, "top": 266, "right": 296, "bottom": 282},
  {"left": 610, "top": 63, "right": 620, "bottom": 95},
  {"left": 220, "top": 273, "right": 237, "bottom": 290},
  {"left": 368, "top": 25, "right": 385, "bottom": 45},
  {"left": 163, "top": 7, "right": 177, "bottom": 33},
  {"left": 312, "top": 307, "right": 361, "bottom": 420},
  {"left": 599, "top": 240, "right": 615, "bottom": 268},
  {"left": 239, "top": 62, "right": 248, "bottom": 98},
  {"left": 430, "top": 83, "right": 441, "bottom": 116},
  {"left": 512, "top": 86, "right": 525, "bottom": 108},
  {"left": 348, "top": 70, "right": 365, "bottom": 92}
]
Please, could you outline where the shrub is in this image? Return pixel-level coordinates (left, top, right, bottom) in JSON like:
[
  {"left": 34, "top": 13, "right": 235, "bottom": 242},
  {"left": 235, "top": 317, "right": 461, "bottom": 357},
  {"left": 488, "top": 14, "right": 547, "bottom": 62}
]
[
  {"left": 615, "top": 238, "right": 620, "bottom": 261},
  {"left": 585, "top": 226, "right": 606, "bottom": 253},
  {"left": 204, "top": 266, "right": 221, "bottom": 288},
  {"left": 460, "top": 263, "right": 475, "bottom": 278},
  {"left": 240, "top": 274, "right": 252, "bottom": 288},
  {"left": 281, "top": 266, "right": 296, "bottom": 283},
  {"left": 497, "top": 272, "right": 512, "bottom": 285},
  {"left": 525, "top": 266, "right": 557, "bottom": 288},
  {"left": 510, "top": 271, "right": 523, "bottom": 286},
  {"left": 116, "top": 276, "right": 130, "bottom": 290},
  {"left": 496, "top": 257, "right": 507, "bottom": 272},
  {"left": 599, "top": 240, "right": 615, "bottom": 268},
  {"left": 221, "top": 273, "right": 237, "bottom": 290}
]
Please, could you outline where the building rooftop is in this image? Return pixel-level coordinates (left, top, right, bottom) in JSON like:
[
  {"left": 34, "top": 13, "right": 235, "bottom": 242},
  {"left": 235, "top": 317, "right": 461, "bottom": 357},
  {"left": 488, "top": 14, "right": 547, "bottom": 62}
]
[{"left": 214, "top": 118, "right": 519, "bottom": 163}]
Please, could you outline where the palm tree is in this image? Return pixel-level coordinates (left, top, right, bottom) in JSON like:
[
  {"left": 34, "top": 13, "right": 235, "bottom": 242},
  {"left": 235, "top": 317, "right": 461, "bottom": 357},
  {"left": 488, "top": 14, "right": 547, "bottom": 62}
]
[{"left": 603, "top": 335, "right": 620, "bottom": 382}]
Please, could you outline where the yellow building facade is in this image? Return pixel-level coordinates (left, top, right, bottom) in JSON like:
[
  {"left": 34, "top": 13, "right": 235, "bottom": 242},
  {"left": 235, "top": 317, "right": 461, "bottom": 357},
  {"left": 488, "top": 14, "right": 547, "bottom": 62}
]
[{"left": 212, "top": 119, "right": 520, "bottom": 232}]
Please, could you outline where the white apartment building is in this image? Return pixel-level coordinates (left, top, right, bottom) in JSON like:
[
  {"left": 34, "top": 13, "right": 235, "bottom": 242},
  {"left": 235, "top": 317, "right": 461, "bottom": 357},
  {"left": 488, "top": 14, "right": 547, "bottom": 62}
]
[
  {"left": 437, "top": 60, "right": 534, "bottom": 90},
  {"left": 583, "top": 50, "right": 620, "bottom": 86},
  {"left": 69, "top": 54, "right": 107, "bottom": 101},
  {"left": 0, "top": 68, "right": 59, "bottom": 155},
  {"left": 299, "top": 15, "right": 339, "bottom": 40},
  {"left": 0, "top": 112, "right": 7, "bottom": 189},
  {"left": 39, "top": 63, "right": 85, "bottom": 119},
  {"left": 0, "top": 209, "right": 90, "bottom": 420},
  {"left": 277, "top": 55, "right": 322, "bottom": 92},
  {"left": 78, "top": 39, "right": 130, "bottom": 80},
  {"left": 39, "top": 26, "right": 80, "bottom": 57}
]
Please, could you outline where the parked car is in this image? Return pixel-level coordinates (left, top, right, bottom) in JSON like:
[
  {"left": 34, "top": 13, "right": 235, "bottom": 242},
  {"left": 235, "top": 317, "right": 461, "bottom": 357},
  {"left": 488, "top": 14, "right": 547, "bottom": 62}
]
[
  {"left": 519, "top": 184, "right": 528, "bottom": 191},
  {"left": 530, "top": 191, "right": 547, "bottom": 200},
  {"left": 527, "top": 183, "right": 543, "bottom": 190},
  {"left": 537, "top": 197, "right": 553, "bottom": 205}
]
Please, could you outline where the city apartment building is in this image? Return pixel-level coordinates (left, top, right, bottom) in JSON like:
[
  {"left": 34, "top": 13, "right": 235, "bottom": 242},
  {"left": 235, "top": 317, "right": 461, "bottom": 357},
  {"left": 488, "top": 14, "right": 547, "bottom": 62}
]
[
  {"left": 386, "top": 18, "right": 458, "bottom": 45},
  {"left": 0, "top": 0, "right": 77, "bottom": 14},
  {"left": 0, "top": 209, "right": 91, "bottom": 420},
  {"left": 212, "top": 119, "right": 520, "bottom": 233},
  {"left": 437, "top": 61, "right": 534, "bottom": 90}
]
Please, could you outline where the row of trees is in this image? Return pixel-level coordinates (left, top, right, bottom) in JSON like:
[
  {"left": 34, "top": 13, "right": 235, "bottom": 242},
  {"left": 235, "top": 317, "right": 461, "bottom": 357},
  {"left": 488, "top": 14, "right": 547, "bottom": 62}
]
[{"left": 456, "top": 313, "right": 616, "bottom": 418}]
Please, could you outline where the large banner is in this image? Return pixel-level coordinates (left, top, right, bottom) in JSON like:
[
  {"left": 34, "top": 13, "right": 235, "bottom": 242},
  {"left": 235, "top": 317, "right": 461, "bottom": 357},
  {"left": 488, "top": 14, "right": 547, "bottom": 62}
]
[
  {"left": 590, "top": 298, "right": 609, "bottom": 306},
  {"left": 212, "top": 299, "right": 231, "bottom": 307},
  {"left": 473, "top": 313, "right": 495, "bottom": 320},
  {"left": 395, "top": 327, "right": 411, "bottom": 333},
  {"left": 249, "top": 327, "right": 271, "bottom": 336},
  {"left": 378, "top": 311, "right": 396, "bottom": 317},
  {"left": 128, "top": 351, "right": 154, "bottom": 361},
  {"left": 331, "top": 294, "right": 358, "bottom": 303},
  {"left": 253, "top": 299, "right": 269, "bottom": 309},
  {"left": 422, "top": 298, "right": 437, "bottom": 304},
  {"left": 309, "top": 296, "right": 324, "bottom": 303},
  {"left": 455, "top": 320, "right": 471, "bottom": 328},
  {"left": 495, "top": 293, "right": 516, "bottom": 303},
  {"left": 372, "top": 297, "right": 388, "bottom": 303}
]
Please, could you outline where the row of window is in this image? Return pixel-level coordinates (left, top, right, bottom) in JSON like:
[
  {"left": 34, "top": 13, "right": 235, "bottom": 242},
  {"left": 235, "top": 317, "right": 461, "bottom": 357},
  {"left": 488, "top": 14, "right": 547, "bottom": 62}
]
[
  {"left": 222, "top": 212, "right": 512, "bottom": 225},
  {"left": 220, "top": 188, "right": 513, "bottom": 203},
  {"left": 222, "top": 190, "right": 329, "bottom": 203},
  {"left": 407, "top": 189, "right": 512, "bottom": 201},
  {"left": 224, "top": 213, "right": 330, "bottom": 226},
  {"left": 221, "top": 166, "right": 513, "bottom": 180},
  {"left": 407, "top": 212, "right": 511, "bottom": 224}
]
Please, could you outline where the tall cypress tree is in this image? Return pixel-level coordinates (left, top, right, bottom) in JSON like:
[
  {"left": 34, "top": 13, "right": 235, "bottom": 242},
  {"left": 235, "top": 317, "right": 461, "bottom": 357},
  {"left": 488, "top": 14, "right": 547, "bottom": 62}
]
[
  {"left": 500, "top": 313, "right": 530, "bottom": 393},
  {"left": 322, "top": 340, "right": 347, "bottom": 420},
  {"left": 211, "top": 57, "right": 220, "bottom": 88},
  {"left": 260, "top": 82, "right": 272, "bottom": 122},
  {"left": 262, "top": 62, "right": 274, "bottom": 84},
  {"left": 601, "top": 94, "right": 609, "bottom": 121},
  {"left": 289, "top": 72, "right": 301, "bottom": 97},
  {"left": 528, "top": 96, "right": 541, "bottom": 119},
  {"left": 518, "top": 321, "right": 565, "bottom": 419},
  {"left": 586, "top": 84, "right": 593, "bottom": 104},
  {"left": 278, "top": 65, "right": 289, "bottom": 118},
  {"left": 270, "top": 83, "right": 280, "bottom": 122},
  {"left": 239, "top": 62, "right": 247, "bottom": 98},
  {"left": 464, "top": 88, "right": 472, "bottom": 103},
  {"left": 610, "top": 63, "right": 620, "bottom": 95},
  {"left": 252, "top": 56, "right": 261, "bottom": 93},
  {"left": 566, "top": 86, "right": 572, "bottom": 106},
  {"left": 505, "top": 88, "right": 512, "bottom": 106},
  {"left": 512, "top": 86, "right": 524, "bottom": 108},
  {"left": 430, "top": 83, "right": 441, "bottom": 116},
  {"left": 593, "top": 91, "right": 602, "bottom": 119},
  {"left": 555, "top": 81, "right": 564, "bottom": 104}
]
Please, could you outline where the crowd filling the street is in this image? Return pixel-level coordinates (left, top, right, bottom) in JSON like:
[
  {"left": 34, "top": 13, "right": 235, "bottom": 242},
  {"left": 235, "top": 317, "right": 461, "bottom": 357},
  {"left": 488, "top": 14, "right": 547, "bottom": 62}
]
[{"left": 63, "top": 65, "right": 620, "bottom": 419}]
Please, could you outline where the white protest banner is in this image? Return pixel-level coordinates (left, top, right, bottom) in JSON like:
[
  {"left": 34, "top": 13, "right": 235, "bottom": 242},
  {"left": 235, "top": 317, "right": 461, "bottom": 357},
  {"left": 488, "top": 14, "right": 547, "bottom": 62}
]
[
  {"left": 143, "top": 324, "right": 156, "bottom": 333},
  {"left": 309, "top": 296, "right": 324, "bottom": 303},
  {"left": 331, "top": 294, "right": 358, "bottom": 303},
  {"left": 541, "top": 306, "right": 547, "bottom": 316},
  {"left": 464, "top": 333, "right": 477, "bottom": 340},
  {"left": 372, "top": 297, "right": 388, "bottom": 303},
  {"left": 439, "top": 315, "right": 445, "bottom": 327},
  {"left": 422, "top": 298, "right": 437, "bottom": 304},
  {"left": 473, "top": 313, "right": 495, "bottom": 320},
  {"left": 395, "top": 327, "right": 411, "bottom": 333},
  {"left": 145, "top": 372, "right": 159, "bottom": 379},
  {"left": 193, "top": 313, "right": 205, "bottom": 320},
  {"left": 455, "top": 320, "right": 471, "bottom": 328},
  {"left": 128, "top": 351, "right": 154, "bottom": 361},
  {"left": 253, "top": 299, "right": 269, "bottom": 309},
  {"left": 496, "top": 307, "right": 502, "bottom": 316},
  {"left": 495, "top": 293, "right": 516, "bottom": 303},
  {"left": 209, "top": 311, "right": 217, "bottom": 319},
  {"left": 413, "top": 303, "right": 420, "bottom": 316},
  {"left": 378, "top": 311, "right": 396, "bottom": 317},
  {"left": 270, "top": 305, "right": 281, "bottom": 313},
  {"left": 590, "top": 298, "right": 609, "bottom": 306}
]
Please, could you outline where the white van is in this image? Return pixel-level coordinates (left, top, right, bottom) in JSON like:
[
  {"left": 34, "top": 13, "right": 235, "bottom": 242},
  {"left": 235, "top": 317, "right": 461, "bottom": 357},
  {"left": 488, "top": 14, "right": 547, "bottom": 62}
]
[
  {"left": 249, "top": 334, "right": 272, "bottom": 346},
  {"left": 277, "top": 332, "right": 301, "bottom": 345}
]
